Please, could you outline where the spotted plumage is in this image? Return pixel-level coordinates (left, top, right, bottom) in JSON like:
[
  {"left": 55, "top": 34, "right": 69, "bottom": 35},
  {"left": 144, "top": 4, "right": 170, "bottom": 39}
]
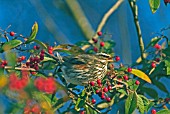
[{"left": 57, "top": 53, "right": 112, "bottom": 85}]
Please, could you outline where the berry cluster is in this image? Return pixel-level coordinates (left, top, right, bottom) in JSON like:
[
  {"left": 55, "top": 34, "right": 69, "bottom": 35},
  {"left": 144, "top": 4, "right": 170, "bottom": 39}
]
[
  {"left": 9, "top": 72, "right": 29, "bottom": 91},
  {"left": 26, "top": 49, "right": 45, "bottom": 71},
  {"left": 90, "top": 79, "right": 112, "bottom": 103},
  {"left": 0, "top": 60, "right": 7, "bottom": 68},
  {"left": 34, "top": 77, "right": 56, "bottom": 94},
  {"left": 24, "top": 101, "right": 41, "bottom": 114},
  {"left": 33, "top": 45, "right": 40, "bottom": 50},
  {"left": 92, "top": 31, "right": 105, "bottom": 53}
]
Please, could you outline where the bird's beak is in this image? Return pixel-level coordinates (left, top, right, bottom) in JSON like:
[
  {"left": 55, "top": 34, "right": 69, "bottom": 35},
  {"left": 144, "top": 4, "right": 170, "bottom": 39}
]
[{"left": 107, "top": 58, "right": 113, "bottom": 62}]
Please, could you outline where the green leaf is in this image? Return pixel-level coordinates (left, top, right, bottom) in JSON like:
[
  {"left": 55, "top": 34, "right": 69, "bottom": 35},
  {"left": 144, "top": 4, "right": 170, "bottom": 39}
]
[
  {"left": 104, "top": 40, "right": 115, "bottom": 50},
  {"left": 127, "top": 79, "right": 139, "bottom": 91},
  {"left": 5, "top": 51, "right": 17, "bottom": 67},
  {"left": 141, "top": 87, "right": 158, "bottom": 99},
  {"left": 25, "top": 22, "right": 38, "bottom": 44},
  {"left": 165, "top": 58, "right": 170, "bottom": 75},
  {"left": 2, "top": 39, "right": 22, "bottom": 51},
  {"left": 85, "top": 105, "right": 97, "bottom": 114},
  {"left": 163, "top": 46, "right": 170, "bottom": 56},
  {"left": 157, "top": 109, "right": 170, "bottom": 114},
  {"left": 75, "top": 41, "right": 91, "bottom": 46},
  {"left": 137, "top": 95, "right": 144, "bottom": 114},
  {"left": 97, "top": 97, "right": 114, "bottom": 109},
  {"left": 33, "top": 39, "right": 47, "bottom": 49},
  {"left": 145, "top": 37, "right": 161, "bottom": 50},
  {"left": 41, "top": 57, "right": 56, "bottom": 63},
  {"left": 53, "top": 44, "right": 85, "bottom": 55},
  {"left": 125, "top": 92, "right": 137, "bottom": 114},
  {"left": 149, "top": 0, "right": 160, "bottom": 13},
  {"left": 75, "top": 98, "right": 85, "bottom": 111},
  {"left": 153, "top": 79, "right": 169, "bottom": 93},
  {"left": 130, "top": 69, "right": 152, "bottom": 83}
]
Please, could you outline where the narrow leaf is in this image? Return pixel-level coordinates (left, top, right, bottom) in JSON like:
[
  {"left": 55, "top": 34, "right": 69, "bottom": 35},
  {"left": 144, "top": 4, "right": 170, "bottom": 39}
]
[
  {"left": 137, "top": 95, "right": 144, "bottom": 114},
  {"left": 141, "top": 87, "right": 158, "bottom": 99},
  {"left": 125, "top": 92, "right": 137, "bottom": 114},
  {"left": 145, "top": 37, "right": 161, "bottom": 50},
  {"left": 97, "top": 98, "right": 114, "bottom": 109},
  {"left": 149, "top": 0, "right": 160, "bottom": 13},
  {"left": 2, "top": 39, "right": 22, "bottom": 51},
  {"left": 25, "top": 22, "right": 38, "bottom": 44},
  {"left": 130, "top": 69, "right": 152, "bottom": 83},
  {"left": 33, "top": 39, "right": 47, "bottom": 49},
  {"left": 165, "top": 58, "right": 170, "bottom": 75},
  {"left": 157, "top": 109, "right": 170, "bottom": 114},
  {"left": 153, "top": 79, "right": 169, "bottom": 93}
]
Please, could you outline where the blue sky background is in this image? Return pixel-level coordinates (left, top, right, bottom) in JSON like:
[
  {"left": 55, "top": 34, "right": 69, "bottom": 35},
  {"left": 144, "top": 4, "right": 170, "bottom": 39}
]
[{"left": 0, "top": 0, "right": 170, "bottom": 113}]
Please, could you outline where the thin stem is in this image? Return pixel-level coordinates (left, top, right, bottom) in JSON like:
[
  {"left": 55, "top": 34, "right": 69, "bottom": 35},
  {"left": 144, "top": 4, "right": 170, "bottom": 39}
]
[
  {"left": 128, "top": 0, "right": 145, "bottom": 60},
  {"left": 82, "top": 0, "right": 124, "bottom": 50},
  {"left": 94, "top": 0, "right": 124, "bottom": 38}
]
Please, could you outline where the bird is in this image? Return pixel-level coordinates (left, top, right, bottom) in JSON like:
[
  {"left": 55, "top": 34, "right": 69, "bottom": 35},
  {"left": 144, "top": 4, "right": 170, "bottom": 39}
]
[{"left": 56, "top": 52, "right": 113, "bottom": 86}]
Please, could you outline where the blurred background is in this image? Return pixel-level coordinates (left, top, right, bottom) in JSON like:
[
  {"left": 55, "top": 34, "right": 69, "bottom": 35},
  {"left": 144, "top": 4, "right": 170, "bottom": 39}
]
[{"left": 0, "top": 0, "right": 170, "bottom": 113}]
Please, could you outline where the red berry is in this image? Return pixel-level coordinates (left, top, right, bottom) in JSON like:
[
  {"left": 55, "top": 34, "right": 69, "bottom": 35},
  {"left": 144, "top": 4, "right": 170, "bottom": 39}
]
[
  {"left": 155, "top": 58, "right": 160, "bottom": 62},
  {"left": 33, "top": 46, "right": 37, "bottom": 50},
  {"left": 34, "top": 56, "right": 40, "bottom": 62},
  {"left": 10, "top": 31, "right": 15, "bottom": 36},
  {"left": 90, "top": 81, "right": 95, "bottom": 86},
  {"left": 127, "top": 67, "right": 132, "bottom": 72},
  {"left": 115, "top": 56, "right": 120, "bottom": 61},
  {"left": 165, "top": 98, "right": 170, "bottom": 102},
  {"left": 101, "top": 93, "right": 105, "bottom": 99},
  {"left": 40, "top": 53, "right": 44, "bottom": 58},
  {"left": 2, "top": 60, "right": 7, "bottom": 65},
  {"left": 92, "top": 38, "right": 98, "bottom": 43},
  {"left": 21, "top": 56, "right": 26, "bottom": 61},
  {"left": 48, "top": 50, "right": 53, "bottom": 54},
  {"left": 103, "top": 87, "right": 108, "bottom": 92},
  {"left": 135, "top": 80, "right": 140, "bottom": 85},
  {"left": 26, "top": 62, "right": 30, "bottom": 66},
  {"left": 91, "top": 99, "right": 96, "bottom": 104},
  {"left": 31, "top": 71, "right": 37, "bottom": 75},
  {"left": 93, "top": 47, "right": 98, "bottom": 52},
  {"left": 97, "top": 31, "right": 102, "bottom": 36},
  {"left": 96, "top": 90, "right": 100, "bottom": 94},
  {"left": 36, "top": 45, "right": 40, "bottom": 50},
  {"left": 24, "top": 106, "right": 31, "bottom": 113},
  {"left": 0, "top": 64, "right": 5, "bottom": 68},
  {"left": 30, "top": 57, "right": 34, "bottom": 62},
  {"left": 80, "top": 111, "right": 85, "bottom": 114},
  {"left": 48, "top": 46, "right": 53, "bottom": 50},
  {"left": 108, "top": 85, "right": 112, "bottom": 90},
  {"left": 151, "top": 62, "right": 156, "bottom": 68},
  {"left": 34, "top": 65, "right": 39, "bottom": 70},
  {"left": 97, "top": 79, "right": 101, "bottom": 85},
  {"left": 154, "top": 44, "right": 161, "bottom": 50},
  {"left": 106, "top": 97, "right": 111, "bottom": 102},
  {"left": 123, "top": 75, "right": 129, "bottom": 80},
  {"left": 151, "top": 109, "right": 156, "bottom": 114},
  {"left": 41, "top": 49, "right": 45, "bottom": 54},
  {"left": 31, "top": 104, "right": 40, "bottom": 113},
  {"left": 40, "top": 56, "right": 44, "bottom": 60},
  {"left": 100, "top": 42, "right": 105, "bottom": 47}
]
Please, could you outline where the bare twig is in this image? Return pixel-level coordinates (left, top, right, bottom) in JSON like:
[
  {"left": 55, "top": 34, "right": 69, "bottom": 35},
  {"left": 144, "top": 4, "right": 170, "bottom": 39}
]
[
  {"left": 81, "top": 0, "right": 124, "bottom": 50},
  {"left": 128, "top": 0, "right": 145, "bottom": 60}
]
